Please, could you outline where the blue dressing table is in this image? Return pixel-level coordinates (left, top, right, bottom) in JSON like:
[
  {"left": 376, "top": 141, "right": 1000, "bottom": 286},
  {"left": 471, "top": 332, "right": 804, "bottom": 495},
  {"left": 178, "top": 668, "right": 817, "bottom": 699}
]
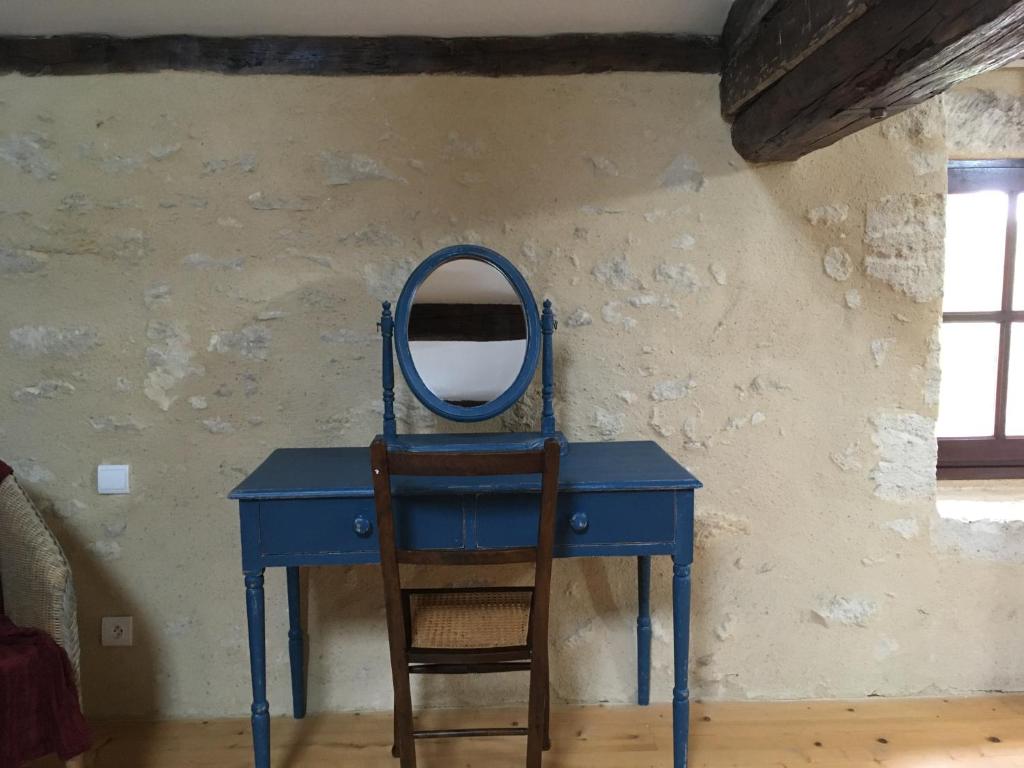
[{"left": 229, "top": 245, "right": 702, "bottom": 767}]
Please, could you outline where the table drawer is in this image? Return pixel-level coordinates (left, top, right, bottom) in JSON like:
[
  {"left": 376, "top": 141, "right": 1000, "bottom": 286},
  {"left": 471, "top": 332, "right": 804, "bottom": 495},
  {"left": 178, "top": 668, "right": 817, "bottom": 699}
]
[
  {"left": 473, "top": 491, "right": 676, "bottom": 553},
  {"left": 256, "top": 496, "right": 465, "bottom": 557}
]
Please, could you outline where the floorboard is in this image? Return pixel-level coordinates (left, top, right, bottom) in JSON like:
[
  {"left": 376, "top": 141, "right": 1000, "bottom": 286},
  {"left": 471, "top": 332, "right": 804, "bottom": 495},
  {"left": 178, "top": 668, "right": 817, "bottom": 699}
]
[{"left": 32, "top": 696, "right": 1024, "bottom": 767}]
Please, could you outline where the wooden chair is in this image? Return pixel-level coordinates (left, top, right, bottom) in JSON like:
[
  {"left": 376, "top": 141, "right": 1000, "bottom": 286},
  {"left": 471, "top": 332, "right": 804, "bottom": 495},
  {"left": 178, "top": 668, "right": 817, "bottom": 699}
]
[{"left": 370, "top": 437, "right": 561, "bottom": 768}]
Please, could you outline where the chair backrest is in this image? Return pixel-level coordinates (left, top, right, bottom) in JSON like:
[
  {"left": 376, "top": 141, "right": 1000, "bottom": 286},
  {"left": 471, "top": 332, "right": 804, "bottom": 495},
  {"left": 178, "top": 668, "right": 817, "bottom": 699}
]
[
  {"left": 370, "top": 437, "right": 561, "bottom": 644},
  {"left": 0, "top": 467, "right": 82, "bottom": 687}
]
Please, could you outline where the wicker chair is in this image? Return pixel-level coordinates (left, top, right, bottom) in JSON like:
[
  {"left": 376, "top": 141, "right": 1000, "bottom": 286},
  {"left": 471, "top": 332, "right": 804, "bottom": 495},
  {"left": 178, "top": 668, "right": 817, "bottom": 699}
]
[
  {"left": 371, "top": 438, "right": 561, "bottom": 768},
  {"left": 0, "top": 463, "right": 86, "bottom": 768}
]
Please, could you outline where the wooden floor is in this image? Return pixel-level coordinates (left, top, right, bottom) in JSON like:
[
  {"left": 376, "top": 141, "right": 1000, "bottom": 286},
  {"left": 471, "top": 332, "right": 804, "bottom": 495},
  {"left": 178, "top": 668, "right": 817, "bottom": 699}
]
[{"left": 37, "top": 696, "right": 1024, "bottom": 767}]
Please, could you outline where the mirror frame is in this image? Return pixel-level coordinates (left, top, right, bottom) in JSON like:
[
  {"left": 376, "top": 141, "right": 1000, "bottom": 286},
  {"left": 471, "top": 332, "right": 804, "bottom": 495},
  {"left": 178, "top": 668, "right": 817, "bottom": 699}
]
[{"left": 393, "top": 244, "right": 541, "bottom": 423}]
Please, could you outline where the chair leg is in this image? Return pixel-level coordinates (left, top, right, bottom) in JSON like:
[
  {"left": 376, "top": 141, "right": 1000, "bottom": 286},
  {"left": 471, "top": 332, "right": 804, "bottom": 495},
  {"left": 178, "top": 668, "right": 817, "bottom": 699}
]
[
  {"left": 392, "top": 699, "right": 401, "bottom": 758},
  {"left": 543, "top": 674, "right": 551, "bottom": 751},
  {"left": 394, "top": 669, "right": 417, "bottom": 768},
  {"left": 526, "top": 662, "right": 547, "bottom": 768}
]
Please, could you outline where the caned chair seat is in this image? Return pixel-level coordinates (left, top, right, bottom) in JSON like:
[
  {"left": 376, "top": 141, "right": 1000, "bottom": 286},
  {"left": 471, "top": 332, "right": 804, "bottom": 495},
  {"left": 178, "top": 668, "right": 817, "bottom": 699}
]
[{"left": 408, "top": 589, "right": 532, "bottom": 650}]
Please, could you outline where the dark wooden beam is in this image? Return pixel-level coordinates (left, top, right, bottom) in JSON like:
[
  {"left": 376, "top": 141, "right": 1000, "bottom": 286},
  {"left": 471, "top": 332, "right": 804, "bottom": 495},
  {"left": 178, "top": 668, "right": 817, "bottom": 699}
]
[
  {"left": 721, "top": 0, "right": 869, "bottom": 117},
  {"left": 722, "top": 0, "right": 1024, "bottom": 162},
  {"left": 0, "top": 33, "right": 721, "bottom": 77},
  {"left": 720, "top": 0, "right": 779, "bottom": 63}
]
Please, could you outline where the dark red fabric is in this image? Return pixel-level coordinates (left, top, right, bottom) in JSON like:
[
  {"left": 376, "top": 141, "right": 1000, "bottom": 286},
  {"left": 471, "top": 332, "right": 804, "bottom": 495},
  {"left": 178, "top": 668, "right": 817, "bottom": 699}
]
[
  {"left": 0, "top": 461, "right": 11, "bottom": 483},
  {"left": 0, "top": 615, "right": 91, "bottom": 767}
]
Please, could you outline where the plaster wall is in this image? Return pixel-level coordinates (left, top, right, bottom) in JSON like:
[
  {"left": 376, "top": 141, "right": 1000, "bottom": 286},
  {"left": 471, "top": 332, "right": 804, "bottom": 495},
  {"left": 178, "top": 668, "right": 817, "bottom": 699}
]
[
  {"left": 0, "top": 71, "right": 1015, "bottom": 719},
  {"left": 946, "top": 68, "right": 1024, "bottom": 159}
]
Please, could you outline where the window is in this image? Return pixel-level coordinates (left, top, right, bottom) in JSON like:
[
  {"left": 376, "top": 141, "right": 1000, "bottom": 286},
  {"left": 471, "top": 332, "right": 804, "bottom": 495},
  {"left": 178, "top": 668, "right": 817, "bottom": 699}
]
[{"left": 937, "top": 161, "right": 1024, "bottom": 479}]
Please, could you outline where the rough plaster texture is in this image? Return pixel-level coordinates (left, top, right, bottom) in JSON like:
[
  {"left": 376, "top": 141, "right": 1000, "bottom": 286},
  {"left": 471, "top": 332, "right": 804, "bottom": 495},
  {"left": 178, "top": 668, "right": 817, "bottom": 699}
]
[
  {"left": 946, "top": 69, "right": 1024, "bottom": 159},
  {"left": 0, "top": 71, "right": 1020, "bottom": 720}
]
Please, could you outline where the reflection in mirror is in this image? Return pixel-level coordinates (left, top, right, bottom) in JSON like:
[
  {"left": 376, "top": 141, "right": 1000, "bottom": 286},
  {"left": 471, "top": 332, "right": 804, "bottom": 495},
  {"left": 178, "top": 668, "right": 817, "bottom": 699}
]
[{"left": 408, "top": 258, "right": 527, "bottom": 407}]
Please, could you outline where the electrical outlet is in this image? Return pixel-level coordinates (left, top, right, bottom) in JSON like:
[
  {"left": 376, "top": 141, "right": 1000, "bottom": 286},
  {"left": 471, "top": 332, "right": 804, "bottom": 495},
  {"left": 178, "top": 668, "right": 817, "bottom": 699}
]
[{"left": 101, "top": 616, "right": 133, "bottom": 647}]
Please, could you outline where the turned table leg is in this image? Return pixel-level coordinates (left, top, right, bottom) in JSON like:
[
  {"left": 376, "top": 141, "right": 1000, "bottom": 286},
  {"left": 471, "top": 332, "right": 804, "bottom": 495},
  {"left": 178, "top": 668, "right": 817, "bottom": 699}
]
[
  {"left": 636, "top": 556, "right": 652, "bottom": 706},
  {"left": 672, "top": 559, "right": 691, "bottom": 767},
  {"left": 286, "top": 566, "right": 306, "bottom": 719},
  {"left": 245, "top": 569, "right": 270, "bottom": 768}
]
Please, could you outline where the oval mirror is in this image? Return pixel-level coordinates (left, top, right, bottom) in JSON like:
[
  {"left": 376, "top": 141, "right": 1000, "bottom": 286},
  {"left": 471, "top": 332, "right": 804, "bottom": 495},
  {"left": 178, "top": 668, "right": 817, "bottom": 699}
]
[{"left": 394, "top": 245, "right": 540, "bottom": 422}]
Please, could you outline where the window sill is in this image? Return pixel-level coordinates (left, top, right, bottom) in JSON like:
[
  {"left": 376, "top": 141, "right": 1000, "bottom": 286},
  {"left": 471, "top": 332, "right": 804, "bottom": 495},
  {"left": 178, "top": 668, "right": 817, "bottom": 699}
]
[{"left": 937, "top": 478, "right": 1024, "bottom": 522}]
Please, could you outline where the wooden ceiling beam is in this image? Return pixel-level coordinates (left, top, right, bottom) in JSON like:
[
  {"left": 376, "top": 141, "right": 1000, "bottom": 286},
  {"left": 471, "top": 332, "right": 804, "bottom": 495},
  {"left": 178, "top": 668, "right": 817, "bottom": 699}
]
[
  {"left": 0, "top": 33, "right": 721, "bottom": 77},
  {"left": 722, "top": 0, "right": 1024, "bottom": 163}
]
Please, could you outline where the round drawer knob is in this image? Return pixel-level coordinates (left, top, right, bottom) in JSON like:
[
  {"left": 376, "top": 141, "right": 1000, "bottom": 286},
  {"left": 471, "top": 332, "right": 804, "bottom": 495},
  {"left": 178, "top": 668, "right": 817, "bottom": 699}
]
[
  {"left": 570, "top": 512, "right": 589, "bottom": 534},
  {"left": 353, "top": 515, "right": 373, "bottom": 537}
]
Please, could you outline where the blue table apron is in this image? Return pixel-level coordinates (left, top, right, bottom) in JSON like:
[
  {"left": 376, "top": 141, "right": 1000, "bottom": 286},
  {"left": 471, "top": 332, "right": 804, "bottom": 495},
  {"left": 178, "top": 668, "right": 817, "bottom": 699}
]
[{"left": 230, "top": 440, "right": 701, "bottom": 767}]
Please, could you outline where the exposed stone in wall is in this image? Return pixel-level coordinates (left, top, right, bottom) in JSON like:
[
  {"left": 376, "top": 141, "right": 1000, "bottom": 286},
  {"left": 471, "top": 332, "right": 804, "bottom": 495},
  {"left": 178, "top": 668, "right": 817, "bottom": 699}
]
[
  {"left": 650, "top": 378, "right": 696, "bottom": 402},
  {"left": 208, "top": 326, "right": 270, "bottom": 361},
  {"left": 931, "top": 517, "right": 1024, "bottom": 564},
  {"left": 54, "top": 499, "right": 86, "bottom": 519},
  {"left": 586, "top": 154, "right": 620, "bottom": 177},
  {"left": 0, "top": 132, "right": 58, "bottom": 179},
  {"left": 695, "top": 509, "right": 751, "bottom": 550},
  {"left": 247, "top": 191, "right": 315, "bottom": 211},
  {"left": 870, "top": 338, "right": 895, "bottom": 367},
  {"left": 86, "top": 540, "right": 121, "bottom": 560},
  {"left": 823, "top": 247, "right": 852, "bottom": 281},
  {"left": 144, "top": 322, "right": 202, "bottom": 411},
  {"left": 143, "top": 283, "right": 171, "bottom": 307},
  {"left": 202, "top": 154, "right": 256, "bottom": 174},
  {"left": 183, "top": 252, "right": 244, "bottom": 270},
  {"left": 945, "top": 88, "right": 1024, "bottom": 157},
  {"left": 89, "top": 415, "right": 145, "bottom": 433},
  {"left": 922, "top": 325, "right": 941, "bottom": 406},
  {"left": 654, "top": 262, "right": 701, "bottom": 293},
  {"left": 830, "top": 443, "right": 863, "bottom": 472},
  {"left": 864, "top": 194, "right": 944, "bottom": 302},
  {"left": 592, "top": 407, "right": 624, "bottom": 439},
  {"left": 0, "top": 246, "right": 48, "bottom": 274},
  {"left": 9, "top": 325, "right": 98, "bottom": 357},
  {"left": 882, "top": 517, "right": 920, "bottom": 540},
  {"left": 659, "top": 153, "right": 705, "bottom": 191},
  {"left": 811, "top": 596, "right": 878, "bottom": 628},
  {"left": 870, "top": 411, "right": 937, "bottom": 502},
  {"left": 564, "top": 308, "right": 592, "bottom": 327},
  {"left": 202, "top": 417, "right": 236, "bottom": 434},
  {"left": 13, "top": 379, "right": 75, "bottom": 402},
  {"left": 592, "top": 254, "right": 640, "bottom": 290},
  {"left": 363, "top": 257, "right": 416, "bottom": 301},
  {"left": 672, "top": 233, "right": 697, "bottom": 251},
  {"left": 148, "top": 143, "right": 181, "bottom": 160},
  {"left": 881, "top": 98, "right": 945, "bottom": 145},
  {"left": 321, "top": 151, "right": 403, "bottom": 186},
  {"left": 79, "top": 141, "right": 146, "bottom": 174},
  {"left": 9, "top": 458, "right": 54, "bottom": 484},
  {"left": 806, "top": 203, "right": 849, "bottom": 227},
  {"left": 600, "top": 301, "right": 636, "bottom": 329},
  {"left": 340, "top": 223, "right": 403, "bottom": 248}
]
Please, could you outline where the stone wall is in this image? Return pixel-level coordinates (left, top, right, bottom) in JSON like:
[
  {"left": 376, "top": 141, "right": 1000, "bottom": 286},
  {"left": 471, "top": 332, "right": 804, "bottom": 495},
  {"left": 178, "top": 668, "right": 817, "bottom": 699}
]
[
  {"left": 946, "top": 68, "right": 1024, "bottom": 159},
  {"left": 0, "top": 70, "right": 1008, "bottom": 719}
]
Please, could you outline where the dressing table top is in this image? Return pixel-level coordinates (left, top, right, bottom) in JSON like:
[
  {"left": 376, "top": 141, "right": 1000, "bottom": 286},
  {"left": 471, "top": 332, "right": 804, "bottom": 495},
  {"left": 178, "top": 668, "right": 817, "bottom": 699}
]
[{"left": 230, "top": 439, "right": 701, "bottom": 501}]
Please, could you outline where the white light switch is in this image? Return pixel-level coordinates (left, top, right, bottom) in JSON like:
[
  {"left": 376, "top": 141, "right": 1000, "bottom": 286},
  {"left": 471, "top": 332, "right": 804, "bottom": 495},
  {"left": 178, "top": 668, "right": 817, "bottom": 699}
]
[{"left": 97, "top": 464, "right": 130, "bottom": 494}]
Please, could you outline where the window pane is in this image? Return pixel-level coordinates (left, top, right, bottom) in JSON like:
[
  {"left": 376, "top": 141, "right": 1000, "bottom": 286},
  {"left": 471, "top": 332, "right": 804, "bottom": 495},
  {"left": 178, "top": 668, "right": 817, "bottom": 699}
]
[
  {"left": 1015, "top": 195, "right": 1024, "bottom": 310},
  {"left": 943, "top": 191, "right": 1008, "bottom": 312},
  {"left": 1007, "top": 323, "right": 1024, "bottom": 436},
  {"left": 936, "top": 322, "right": 1000, "bottom": 437}
]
